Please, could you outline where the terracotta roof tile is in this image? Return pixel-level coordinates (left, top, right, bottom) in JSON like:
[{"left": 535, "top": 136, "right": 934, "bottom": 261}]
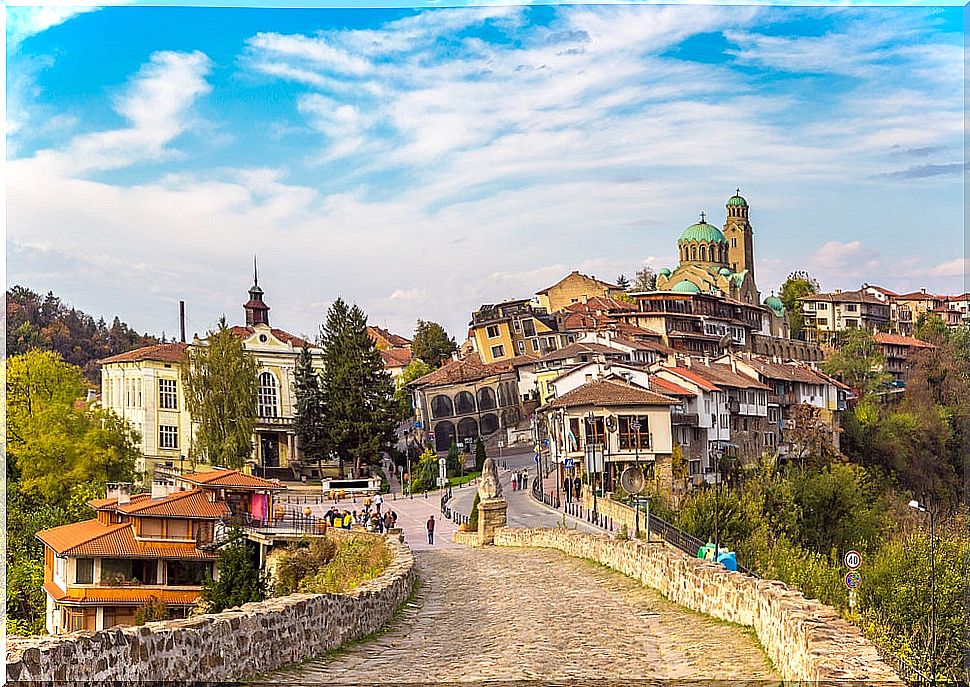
[
  {"left": 37, "top": 520, "right": 216, "bottom": 559},
  {"left": 381, "top": 347, "right": 413, "bottom": 368},
  {"left": 536, "top": 271, "right": 620, "bottom": 296},
  {"left": 663, "top": 367, "right": 722, "bottom": 392},
  {"left": 118, "top": 489, "right": 229, "bottom": 519},
  {"left": 561, "top": 296, "right": 637, "bottom": 313},
  {"left": 874, "top": 333, "right": 936, "bottom": 349},
  {"left": 736, "top": 356, "right": 826, "bottom": 384},
  {"left": 648, "top": 376, "right": 696, "bottom": 397},
  {"left": 545, "top": 379, "right": 677, "bottom": 409},
  {"left": 178, "top": 468, "right": 286, "bottom": 490},
  {"left": 802, "top": 290, "right": 885, "bottom": 305},
  {"left": 99, "top": 343, "right": 188, "bottom": 365},
  {"left": 367, "top": 325, "right": 412, "bottom": 347},
  {"left": 43, "top": 581, "right": 202, "bottom": 606},
  {"left": 410, "top": 352, "right": 520, "bottom": 388}
]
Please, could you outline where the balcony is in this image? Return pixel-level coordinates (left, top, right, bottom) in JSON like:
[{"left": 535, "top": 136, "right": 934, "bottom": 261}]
[
  {"left": 256, "top": 415, "right": 294, "bottom": 429},
  {"left": 727, "top": 398, "right": 741, "bottom": 414},
  {"left": 670, "top": 411, "right": 699, "bottom": 426}
]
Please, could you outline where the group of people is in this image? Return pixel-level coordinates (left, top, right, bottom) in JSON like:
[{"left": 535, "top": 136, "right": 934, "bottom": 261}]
[
  {"left": 322, "top": 493, "right": 397, "bottom": 533},
  {"left": 509, "top": 469, "right": 530, "bottom": 491}
]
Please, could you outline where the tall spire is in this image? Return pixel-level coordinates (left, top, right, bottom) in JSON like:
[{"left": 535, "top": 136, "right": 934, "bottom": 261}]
[
  {"left": 253, "top": 254, "right": 259, "bottom": 287},
  {"left": 244, "top": 257, "right": 269, "bottom": 326}
]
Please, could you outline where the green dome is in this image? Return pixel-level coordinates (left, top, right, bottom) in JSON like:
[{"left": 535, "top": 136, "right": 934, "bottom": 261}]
[
  {"left": 727, "top": 194, "right": 748, "bottom": 207},
  {"left": 764, "top": 295, "right": 785, "bottom": 316},
  {"left": 718, "top": 267, "right": 732, "bottom": 276},
  {"left": 671, "top": 280, "right": 701, "bottom": 294},
  {"left": 678, "top": 220, "right": 726, "bottom": 245},
  {"left": 659, "top": 268, "right": 672, "bottom": 277}
]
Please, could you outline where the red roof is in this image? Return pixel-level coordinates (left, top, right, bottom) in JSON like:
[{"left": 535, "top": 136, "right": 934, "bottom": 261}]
[
  {"left": 37, "top": 520, "right": 216, "bottom": 559},
  {"left": 43, "top": 580, "right": 202, "bottom": 606},
  {"left": 367, "top": 325, "right": 412, "bottom": 348},
  {"left": 648, "top": 376, "right": 696, "bottom": 397},
  {"left": 381, "top": 347, "right": 413, "bottom": 369},
  {"left": 663, "top": 367, "right": 721, "bottom": 392},
  {"left": 99, "top": 343, "right": 188, "bottom": 365},
  {"left": 229, "top": 325, "right": 309, "bottom": 348},
  {"left": 545, "top": 379, "right": 677, "bottom": 409},
  {"left": 178, "top": 468, "right": 286, "bottom": 490},
  {"left": 864, "top": 285, "right": 899, "bottom": 296},
  {"left": 874, "top": 333, "right": 936, "bottom": 349},
  {"left": 410, "top": 352, "right": 522, "bottom": 388},
  {"left": 893, "top": 291, "right": 944, "bottom": 301}
]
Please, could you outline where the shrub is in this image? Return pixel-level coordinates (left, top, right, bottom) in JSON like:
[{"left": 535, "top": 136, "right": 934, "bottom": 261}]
[
  {"left": 200, "top": 528, "right": 269, "bottom": 613},
  {"left": 273, "top": 533, "right": 390, "bottom": 596},
  {"left": 274, "top": 537, "right": 338, "bottom": 595},
  {"left": 134, "top": 595, "right": 169, "bottom": 625},
  {"left": 468, "top": 492, "right": 481, "bottom": 530}
]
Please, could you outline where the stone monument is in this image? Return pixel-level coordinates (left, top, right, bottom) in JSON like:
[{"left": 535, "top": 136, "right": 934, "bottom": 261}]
[{"left": 476, "top": 456, "right": 507, "bottom": 545}]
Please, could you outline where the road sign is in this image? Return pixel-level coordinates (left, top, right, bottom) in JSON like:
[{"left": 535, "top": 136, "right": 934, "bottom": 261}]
[
  {"left": 564, "top": 457, "right": 574, "bottom": 469},
  {"left": 429, "top": 431, "right": 435, "bottom": 440},
  {"left": 534, "top": 455, "right": 540, "bottom": 465},
  {"left": 844, "top": 550, "right": 862, "bottom": 570},
  {"left": 844, "top": 571, "right": 861, "bottom": 590},
  {"left": 414, "top": 421, "right": 422, "bottom": 429}
]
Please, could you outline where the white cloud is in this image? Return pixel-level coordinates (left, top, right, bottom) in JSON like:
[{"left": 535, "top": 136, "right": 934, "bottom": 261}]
[
  {"left": 928, "top": 257, "right": 967, "bottom": 277},
  {"left": 808, "top": 241, "right": 881, "bottom": 281},
  {"left": 13, "top": 50, "right": 212, "bottom": 176}
]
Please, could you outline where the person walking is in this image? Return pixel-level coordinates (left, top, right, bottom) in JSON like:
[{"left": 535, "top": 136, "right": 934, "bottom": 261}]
[
  {"left": 373, "top": 492, "right": 384, "bottom": 514},
  {"left": 427, "top": 515, "right": 435, "bottom": 545}
]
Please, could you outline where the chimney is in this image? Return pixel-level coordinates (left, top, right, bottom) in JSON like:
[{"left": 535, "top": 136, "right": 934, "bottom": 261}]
[
  {"left": 179, "top": 301, "right": 186, "bottom": 343},
  {"left": 107, "top": 482, "right": 131, "bottom": 505},
  {"left": 730, "top": 356, "right": 738, "bottom": 373},
  {"left": 151, "top": 479, "right": 173, "bottom": 500}
]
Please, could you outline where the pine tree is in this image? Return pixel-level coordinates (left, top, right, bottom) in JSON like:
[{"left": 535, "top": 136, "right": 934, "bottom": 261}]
[
  {"left": 475, "top": 436, "right": 487, "bottom": 472},
  {"left": 294, "top": 345, "right": 328, "bottom": 473},
  {"left": 181, "top": 317, "right": 259, "bottom": 469},
  {"left": 319, "top": 299, "right": 398, "bottom": 477},
  {"left": 201, "top": 529, "right": 268, "bottom": 613},
  {"left": 447, "top": 438, "right": 461, "bottom": 477}
]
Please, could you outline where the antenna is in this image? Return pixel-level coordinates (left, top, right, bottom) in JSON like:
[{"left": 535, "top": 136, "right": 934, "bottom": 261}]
[{"left": 253, "top": 255, "right": 259, "bottom": 285}]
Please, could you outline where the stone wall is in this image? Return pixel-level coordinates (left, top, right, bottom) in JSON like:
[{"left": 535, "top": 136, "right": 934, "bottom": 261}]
[
  {"left": 494, "top": 528, "right": 903, "bottom": 685},
  {"left": 6, "top": 538, "right": 415, "bottom": 683}
]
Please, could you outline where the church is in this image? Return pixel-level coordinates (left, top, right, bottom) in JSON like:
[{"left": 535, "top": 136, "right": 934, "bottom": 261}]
[{"left": 654, "top": 191, "right": 788, "bottom": 336}]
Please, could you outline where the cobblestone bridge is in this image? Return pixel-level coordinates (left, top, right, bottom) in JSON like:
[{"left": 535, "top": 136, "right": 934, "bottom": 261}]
[{"left": 261, "top": 545, "right": 777, "bottom": 684}]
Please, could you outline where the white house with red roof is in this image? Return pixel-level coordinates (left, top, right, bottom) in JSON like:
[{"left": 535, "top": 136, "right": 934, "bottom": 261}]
[{"left": 100, "top": 269, "right": 324, "bottom": 481}]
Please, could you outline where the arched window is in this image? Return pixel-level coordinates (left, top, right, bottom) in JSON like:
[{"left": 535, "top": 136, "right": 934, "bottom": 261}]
[
  {"left": 454, "top": 391, "right": 476, "bottom": 415},
  {"left": 700, "top": 246, "right": 707, "bottom": 261},
  {"left": 258, "top": 372, "right": 279, "bottom": 417},
  {"left": 431, "top": 395, "right": 454, "bottom": 419},
  {"left": 433, "top": 421, "right": 456, "bottom": 452},
  {"left": 480, "top": 413, "right": 499, "bottom": 435},
  {"left": 457, "top": 417, "right": 479, "bottom": 443},
  {"left": 691, "top": 246, "right": 697, "bottom": 261},
  {"left": 477, "top": 387, "right": 497, "bottom": 411}
]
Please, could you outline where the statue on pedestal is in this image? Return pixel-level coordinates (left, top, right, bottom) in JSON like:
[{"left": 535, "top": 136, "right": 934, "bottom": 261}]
[{"left": 478, "top": 456, "right": 503, "bottom": 500}]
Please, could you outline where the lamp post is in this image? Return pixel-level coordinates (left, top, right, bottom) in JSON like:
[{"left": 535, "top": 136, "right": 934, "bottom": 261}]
[
  {"left": 632, "top": 417, "right": 641, "bottom": 539},
  {"left": 908, "top": 498, "right": 936, "bottom": 684}
]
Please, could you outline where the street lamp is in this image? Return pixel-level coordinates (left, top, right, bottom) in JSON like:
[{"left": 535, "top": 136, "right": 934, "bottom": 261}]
[
  {"left": 632, "top": 417, "right": 642, "bottom": 538},
  {"left": 908, "top": 498, "right": 936, "bottom": 685}
]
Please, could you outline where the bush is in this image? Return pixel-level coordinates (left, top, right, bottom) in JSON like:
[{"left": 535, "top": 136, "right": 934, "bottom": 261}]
[
  {"left": 274, "top": 537, "right": 338, "bottom": 595},
  {"left": 273, "top": 534, "right": 390, "bottom": 596},
  {"left": 134, "top": 596, "right": 169, "bottom": 625},
  {"left": 468, "top": 492, "right": 481, "bottom": 530}
]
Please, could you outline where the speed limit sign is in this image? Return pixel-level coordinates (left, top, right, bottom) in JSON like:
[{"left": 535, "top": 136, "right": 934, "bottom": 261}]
[{"left": 844, "top": 550, "right": 862, "bottom": 570}]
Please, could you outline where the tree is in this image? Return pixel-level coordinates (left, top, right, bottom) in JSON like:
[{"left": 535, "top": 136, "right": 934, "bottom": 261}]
[
  {"left": 394, "top": 359, "right": 433, "bottom": 420},
  {"left": 781, "top": 403, "right": 840, "bottom": 470},
  {"left": 474, "top": 436, "right": 487, "bottom": 472},
  {"left": 914, "top": 312, "right": 946, "bottom": 344},
  {"left": 447, "top": 439, "right": 462, "bottom": 477},
  {"left": 412, "top": 320, "right": 457, "bottom": 368},
  {"left": 200, "top": 529, "right": 268, "bottom": 613},
  {"left": 7, "top": 349, "right": 86, "bottom": 447},
  {"left": 615, "top": 274, "right": 631, "bottom": 290},
  {"left": 134, "top": 596, "right": 170, "bottom": 624},
  {"left": 293, "top": 345, "right": 327, "bottom": 473},
  {"left": 181, "top": 318, "right": 259, "bottom": 469},
  {"left": 823, "top": 328, "right": 890, "bottom": 396},
  {"left": 779, "top": 271, "right": 819, "bottom": 340},
  {"left": 630, "top": 267, "right": 656, "bottom": 292},
  {"left": 319, "top": 299, "right": 398, "bottom": 477}
]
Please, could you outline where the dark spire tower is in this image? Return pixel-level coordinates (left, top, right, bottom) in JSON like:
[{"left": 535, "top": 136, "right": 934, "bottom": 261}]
[{"left": 244, "top": 255, "right": 270, "bottom": 326}]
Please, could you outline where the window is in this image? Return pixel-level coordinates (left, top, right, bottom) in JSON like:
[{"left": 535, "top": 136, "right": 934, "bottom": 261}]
[
  {"left": 166, "top": 561, "right": 211, "bottom": 586},
  {"left": 618, "top": 415, "right": 649, "bottom": 450},
  {"left": 846, "top": 303, "right": 858, "bottom": 312},
  {"left": 817, "top": 318, "right": 828, "bottom": 326},
  {"left": 159, "top": 425, "right": 179, "bottom": 450},
  {"left": 140, "top": 518, "right": 164, "bottom": 537},
  {"left": 258, "top": 371, "right": 279, "bottom": 417},
  {"left": 513, "top": 319, "right": 521, "bottom": 333},
  {"left": 731, "top": 237, "right": 737, "bottom": 248},
  {"left": 517, "top": 340, "right": 525, "bottom": 352},
  {"left": 159, "top": 378, "right": 178, "bottom": 410},
  {"left": 490, "top": 345, "right": 505, "bottom": 358},
  {"left": 585, "top": 416, "right": 606, "bottom": 447},
  {"left": 137, "top": 379, "right": 142, "bottom": 407},
  {"left": 568, "top": 418, "right": 581, "bottom": 449},
  {"left": 486, "top": 325, "right": 500, "bottom": 338},
  {"left": 523, "top": 320, "right": 536, "bottom": 337},
  {"left": 531, "top": 339, "right": 539, "bottom": 352},
  {"left": 166, "top": 520, "right": 189, "bottom": 539},
  {"left": 75, "top": 558, "right": 94, "bottom": 584}
]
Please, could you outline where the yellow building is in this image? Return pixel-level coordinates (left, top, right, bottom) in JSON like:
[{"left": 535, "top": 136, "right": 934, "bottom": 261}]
[
  {"left": 100, "top": 272, "right": 324, "bottom": 481},
  {"left": 535, "top": 270, "right": 623, "bottom": 314},
  {"left": 469, "top": 298, "right": 574, "bottom": 362}
]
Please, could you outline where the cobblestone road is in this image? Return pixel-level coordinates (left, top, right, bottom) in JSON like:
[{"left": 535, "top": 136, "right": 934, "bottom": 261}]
[{"left": 263, "top": 546, "right": 777, "bottom": 684}]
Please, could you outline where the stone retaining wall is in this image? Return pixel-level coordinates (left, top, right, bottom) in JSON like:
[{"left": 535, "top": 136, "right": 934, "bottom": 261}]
[
  {"left": 495, "top": 528, "right": 903, "bottom": 685},
  {"left": 6, "top": 538, "right": 415, "bottom": 683}
]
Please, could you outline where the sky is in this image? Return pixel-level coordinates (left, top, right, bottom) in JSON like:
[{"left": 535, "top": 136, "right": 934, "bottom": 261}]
[{"left": 6, "top": 2, "right": 966, "bottom": 343}]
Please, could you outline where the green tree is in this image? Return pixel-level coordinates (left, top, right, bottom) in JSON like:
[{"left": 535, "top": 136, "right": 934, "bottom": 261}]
[
  {"left": 779, "top": 271, "right": 819, "bottom": 340},
  {"left": 615, "top": 274, "right": 631, "bottom": 290},
  {"left": 394, "top": 359, "right": 433, "bottom": 420},
  {"left": 7, "top": 349, "right": 86, "bottom": 447},
  {"left": 823, "top": 327, "right": 890, "bottom": 395},
  {"left": 409, "top": 446, "right": 438, "bottom": 492},
  {"left": 201, "top": 529, "right": 268, "bottom": 613},
  {"left": 914, "top": 311, "right": 946, "bottom": 344},
  {"left": 630, "top": 267, "right": 656, "bottom": 292},
  {"left": 411, "top": 320, "right": 457, "bottom": 368},
  {"left": 181, "top": 318, "right": 259, "bottom": 469},
  {"left": 319, "top": 299, "right": 398, "bottom": 477},
  {"left": 293, "top": 345, "right": 328, "bottom": 472},
  {"left": 474, "top": 436, "right": 487, "bottom": 472},
  {"left": 447, "top": 439, "right": 462, "bottom": 477},
  {"left": 134, "top": 596, "right": 170, "bottom": 624}
]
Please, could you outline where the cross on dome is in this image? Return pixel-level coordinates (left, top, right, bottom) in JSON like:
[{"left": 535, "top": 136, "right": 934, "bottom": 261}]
[{"left": 699, "top": 211, "right": 706, "bottom": 223}]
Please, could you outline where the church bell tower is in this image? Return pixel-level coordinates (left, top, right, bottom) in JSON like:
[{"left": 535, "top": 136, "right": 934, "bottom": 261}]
[
  {"left": 244, "top": 256, "right": 270, "bottom": 327},
  {"left": 723, "top": 189, "right": 757, "bottom": 287}
]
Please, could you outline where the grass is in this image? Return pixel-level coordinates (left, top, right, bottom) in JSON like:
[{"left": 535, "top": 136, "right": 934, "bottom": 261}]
[
  {"left": 274, "top": 533, "right": 393, "bottom": 596},
  {"left": 447, "top": 470, "right": 480, "bottom": 488}
]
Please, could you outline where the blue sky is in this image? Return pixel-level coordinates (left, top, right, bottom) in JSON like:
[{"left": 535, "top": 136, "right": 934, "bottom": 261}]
[{"left": 6, "top": 2, "right": 965, "bottom": 342}]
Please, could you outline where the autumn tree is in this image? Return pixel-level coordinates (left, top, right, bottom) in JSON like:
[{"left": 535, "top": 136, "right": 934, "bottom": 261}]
[
  {"left": 181, "top": 318, "right": 259, "bottom": 469},
  {"left": 412, "top": 320, "right": 457, "bottom": 368},
  {"left": 630, "top": 267, "right": 656, "bottom": 292},
  {"left": 779, "top": 271, "right": 819, "bottom": 340},
  {"left": 823, "top": 328, "right": 890, "bottom": 396}
]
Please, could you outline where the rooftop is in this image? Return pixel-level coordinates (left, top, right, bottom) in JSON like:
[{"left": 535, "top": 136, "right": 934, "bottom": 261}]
[
  {"left": 99, "top": 342, "right": 188, "bottom": 365},
  {"left": 367, "top": 325, "right": 412, "bottom": 348},
  {"left": 179, "top": 468, "right": 287, "bottom": 491},
  {"left": 873, "top": 333, "right": 937, "bottom": 349},
  {"left": 544, "top": 378, "right": 678, "bottom": 410},
  {"left": 381, "top": 347, "right": 413, "bottom": 368},
  {"left": 801, "top": 289, "right": 886, "bottom": 305},
  {"left": 410, "top": 352, "right": 524, "bottom": 388},
  {"left": 37, "top": 520, "right": 217, "bottom": 559}
]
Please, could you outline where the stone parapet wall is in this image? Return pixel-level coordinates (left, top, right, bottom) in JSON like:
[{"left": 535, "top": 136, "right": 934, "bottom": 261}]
[
  {"left": 6, "top": 538, "right": 415, "bottom": 683},
  {"left": 494, "top": 528, "right": 903, "bottom": 685}
]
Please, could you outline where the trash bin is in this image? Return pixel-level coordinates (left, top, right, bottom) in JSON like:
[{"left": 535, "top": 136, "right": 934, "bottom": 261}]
[
  {"left": 716, "top": 551, "right": 737, "bottom": 571},
  {"left": 698, "top": 542, "right": 715, "bottom": 560}
]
